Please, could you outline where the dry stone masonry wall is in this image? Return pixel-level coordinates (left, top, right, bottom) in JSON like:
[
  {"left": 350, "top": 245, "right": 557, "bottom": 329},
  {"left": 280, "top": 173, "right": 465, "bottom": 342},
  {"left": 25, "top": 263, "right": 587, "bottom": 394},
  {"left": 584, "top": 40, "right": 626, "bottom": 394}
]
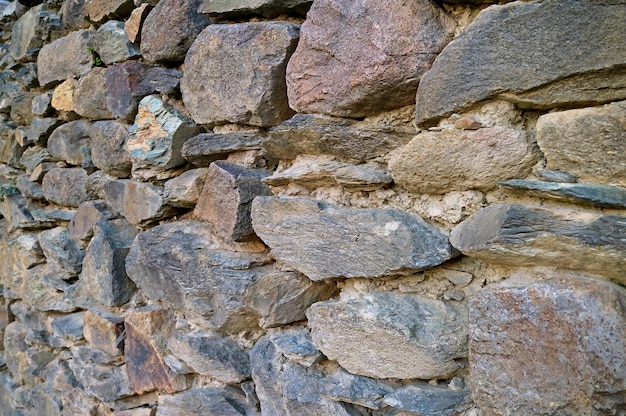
[{"left": 0, "top": 0, "right": 624, "bottom": 415}]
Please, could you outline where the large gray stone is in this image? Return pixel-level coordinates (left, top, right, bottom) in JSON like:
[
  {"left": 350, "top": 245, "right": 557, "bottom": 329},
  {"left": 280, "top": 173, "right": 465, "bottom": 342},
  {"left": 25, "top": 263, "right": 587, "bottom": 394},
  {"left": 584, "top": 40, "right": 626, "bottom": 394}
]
[
  {"left": 181, "top": 131, "right": 268, "bottom": 167},
  {"left": 264, "top": 114, "right": 414, "bottom": 163},
  {"left": 199, "top": 0, "right": 311, "bottom": 17},
  {"left": 470, "top": 274, "right": 626, "bottom": 415},
  {"left": 156, "top": 388, "right": 258, "bottom": 416},
  {"left": 47, "top": 120, "right": 92, "bottom": 167},
  {"left": 168, "top": 329, "right": 250, "bottom": 383},
  {"left": 93, "top": 20, "right": 140, "bottom": 65},
  {"left": 193, "top": 161, "right": 272, "bottom": 242},
  {"left": 498, "top": 179, "right": 626, "bottom": 209},
  {"left": 251, "top": 197, "right": 458, "bottom": 281},
  {"left": 286, "top": 0, "right": 454, "bottom": 118},
  {"left": 307, "top": 292, "right": 468, "bottom": 379},
  {"left": 61, "top": 0, "right": 90, "bottom": 30},
  {"left": 388, "top": 127, "right": 538, "bottom": 194},
  {"left": 140, "top": 0, "right": 212, "bottom": 64},
  {"left": 182, "top": 22, "right": 299, "bottom": 127},
  {"left": 37, "top": 30, "right": 95, "bottom": 88},
  {"left": 535, "top": 101, "right": 626, "bottom": 186},
  {"left": 38, "top": 227, "right": 85, "bottom": 276},
  {"left": 382, "top": 383, "right": 472, "bottom": 416},
  {"left": 450, "top": 204, "right": 626, "bottom": 284},
  {"left": 10, "top": 4, "right": 62, "bottom": 62},
  {"left": 125, "top": 220, "right": 272, "bottom": 332},
  {"left": 42, "top": 168, "right": 94, "bottom": 208},
  {"left": 69, "top": 200, "right": 119, "bottom": 241},
  {"left": 15, "top": 117, "right": 63, "bottom": 147},
  {"left": 103, "top": 179, "right": 176, "bottom": 226},
  {"left": 72, "top": 67, "right": 114, "bottom": 121},
  {"left": 415, "top": 0, "right": 626, "bottom": 125},
  {"left": 244, "top": 270, "right": 336, "bottom": 328},
  {"left": 90, "top": 120, "right": 132, "bottom": 178}
]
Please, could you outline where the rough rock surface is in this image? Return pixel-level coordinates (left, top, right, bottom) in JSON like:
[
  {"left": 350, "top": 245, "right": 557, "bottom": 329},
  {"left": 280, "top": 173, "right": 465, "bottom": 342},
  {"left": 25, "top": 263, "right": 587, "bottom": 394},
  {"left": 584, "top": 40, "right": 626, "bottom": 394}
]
[
  {"left": 36, "top": 30, "right": 95, "bottom": 88},
  {"left": 84, "top": 0, "right": 134, "bottom": 24},
  {"left": 103, "top": 179, "right": 176, "bottom": 226},
  {"left": 42, "top": 168, "right": 93, "bottom": 208},
  {"left": 125, "top": 220, "right": 271, "bottom": 332},
  {"left": 252, "top": 197, "right": 458, "bottom": 280},
  {"left": 307, "top": 292, "right": 468, "bottom": 379},
  {"left": 470, "top": 274, "right": 626, "bottom": 415},
  {"left": 415, "top": 0, "right": 626, "bottom": 125},
  {"left": 73, "top": 68, "right": 114, "bottom": 121},
  {"left": 83, "top": 307, "right": 125, "bottom": 356},
  {"left": 287, "top": 0, "right": 454, "bottom": 118},
  {"left": 450, "top": 204, "right": 626, "bottom": 284},
  {"left": 156, "top": 387, "right": 257, "bottom": 416},
  {"left": 181, "top": 131, "right": 268, "bottom": 166},
  {"left": 90, "top": 120, "right": 132, "bottom": 178},
  {"left": 163, "top": 168, "right": 207, "bottom": 207},
  {"left": 535, "top": 101, "right": 626, "bottom": 186},
  {"left": 193, "top": 161, "right": 272, "bottom": 242},
  {"left": 140, "top": 0, "right": 212, "bottom": 64},
  {"left": 93, "top": 20, "right": 140, "bottom": 66},
  {"left": 9, "top": 4, "right": 61, "bottom": 63},
  {"left": 47, "top": 120, "right": 92, "bottom": 167},
  {"left": 199, "top": 0, "right": 311, "bottom": 17},
  {"left": 124, "top": 4, "right": 152, "bottom": 43},
  {"left": 38, "top": 227, "right": 85, "bottom": 276},
  {"left": 388, "top": 127, "right": 538, "bottom": 194},
  {"left": 182, "top": 22, "right": 299, "bottom": 127},
  {"left": 264, "top": 113, "right": 414, "bottom": 163},
  {"left": 69, "top": 200, "right": 119, "bottom": 241}
]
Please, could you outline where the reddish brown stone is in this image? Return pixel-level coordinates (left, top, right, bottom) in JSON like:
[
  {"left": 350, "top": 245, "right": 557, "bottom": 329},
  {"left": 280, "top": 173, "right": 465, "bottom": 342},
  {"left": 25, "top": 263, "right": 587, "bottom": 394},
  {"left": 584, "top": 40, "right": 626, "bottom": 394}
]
[
  {"left": 124, "top": 306, "right": 187, "bottom": 394},
  {"left": 83, "top": 307, "right": 125, "bottom": 356},
  {"left": 454, "top": 115, "right": 483, "bottom": 130}
]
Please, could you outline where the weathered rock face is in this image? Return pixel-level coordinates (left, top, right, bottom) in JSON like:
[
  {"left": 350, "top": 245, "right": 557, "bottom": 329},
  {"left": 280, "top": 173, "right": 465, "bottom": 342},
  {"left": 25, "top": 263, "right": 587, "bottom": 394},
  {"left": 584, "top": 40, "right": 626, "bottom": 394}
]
[
  {"left": 415, "top": 0, "right": 626, "bottom": 125},
  {"left": 47, "top": 120, "right": 92, "bottom": 167},
  {"left": 125, "top": 221, "right": 271, "bottom": 332},
  {"left": 69, "top": 200, "right": 119, "bottom": 241},
  {"left": 199, "top": 0, "right": 311, "bottom": 17},
  {"left": 286, "top": 0, "right": 454, "bottom": 118},
  {"left": 388, "top": 127, "right": 538, "bottom": 194},
  {"left": 307, "top": 292, "right": 468, "bottom": 379},
  {"left": 103, "top": 179, "right": 176, "bottom": 226},
  {"left": 83, "top": 307, "right": 125, "bottom": 356},
  {"left": 84, "top": 0, "right": 134, "bottom": 24},
  {"left": 93, "top": 20, "right": 140, "bottom": 66},
  {"left": 36, "top": 30, "right": 95, "bottom": 88},
  {"left": 90, "top": 120, "right": 132, "bottom": 178},
  {"left": 536, "top": 101, "right": 626, "bottom": 186},
  {"left": 181, "top": 131, "right": 268, "bottom": 167},
  {"left": 182, "top": 22, "right": 299, "bottom": 127},
  {"left": 42, "top": 168, "right": 94, "bottom": 208},
  {"left": 163, "top": 168, "right": 207, "bottom": 208},
  {"left": 10, "top": 4, "right": 61, "bottom": 63},
  {"left": 450, "top": 204, "right": 626, "bottom": 284},
  {"left": 140, "top": 0, "right": 212, "bottom": 64},
  {"left": 470, "top": 274, "right": 626, "bottom": 415},
  {"left": 156, "top": 387, "right": 258, "bottom": 416},
  {"left": 252, "top": 197, "right": 458, "bottom": 280},
  {"left": 193, "top": 161, "right": 272, "bottom": 242},
  {"left": 125, "top": 4, "right": 152, "bottom": 44},
  {"left": 264, "top": 113, "right": 414, "bottom": 163},
  {"left": 38, "top": 227, "right": 85, "bottom": 276}
]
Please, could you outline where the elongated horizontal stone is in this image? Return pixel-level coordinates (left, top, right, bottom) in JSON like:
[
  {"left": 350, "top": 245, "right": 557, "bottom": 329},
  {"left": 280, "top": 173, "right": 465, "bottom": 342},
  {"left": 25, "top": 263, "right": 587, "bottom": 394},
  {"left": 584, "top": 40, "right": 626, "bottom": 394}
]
[
  {"left": 307, "top": 292, "right": 468, "bottom": 379},
  {"left": 498, "top": 179, "right": 626, "bottom": 209},
  {"left": 181, "top": 131, "right": 268, "bottom": 166},
  {"left": 199, "top": 0, "right": 312, "bottom": 17},
  {"left": 450, "top": 204, "right": 626, "bottom": 283},
  {"left": 382, "top": 383, "right": 471, "bottom": 416},
  {"left": 251, "top": 197, "right": 458, "bottom": 280}
]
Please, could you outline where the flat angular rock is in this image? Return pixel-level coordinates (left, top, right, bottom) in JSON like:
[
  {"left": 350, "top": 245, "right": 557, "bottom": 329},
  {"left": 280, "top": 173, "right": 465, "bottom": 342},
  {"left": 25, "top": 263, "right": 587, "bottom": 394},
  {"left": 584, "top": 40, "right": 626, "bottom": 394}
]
[
  {"left": 9, "top": 91, "right": 35, "bottom": 126},
  {"left": 90, "top": 120, "right": 132, "bottom": 178},
  {"left": 16, "top": 117, "right": 63, "bottom": 147},
  {"left": 156, "top": 388, "right": 258, "bottom": 416},
  {"left": 124, "top": 4, "right": 152, "bottom": 43},
  {"left": 49, "top": 312, "right": 85, "bottom": 348},
  {"left": 37, "top": 30, "right": 95, "bottom": 88},
  {"left": 287, "top": 0, "right": 454, "bottom": 118},
  {"left": 265, "top": 113, "right": 414, "bottom": 163},
  {"left": 244, "top": 270, "right": 336, "bottom": 328},
  {"left": 536, "top": 101, "right": 626, "bottom": 186},
  {"left": 182, "top": 22, "right": 298, "bottom": 127},
  {"left": 450, "top": 204, "right": 626, "bottom": 284},
  {"left": 470, "top": 274, "right": 626, "bottom": 415},
  {"left": 415, "top": 0, "right": 626, "bottom": 126},
  {"left": 499, "top": 179, "right": 626, "bottom": 209},
  {"left": 126, "top": 95, "right": 201, "bottom": 181},
  {"left": 140, "top": 0, "right": 211, "bottom": 64},
  {"left": 78, "top": 218, "right": 138, "bottom": 306},
  {"left": 69, "top": 200, "right": 119, "bottom": 241},
  {"left": 51, "top": 78, "right": 79, "bottom": 118},
  {"left": 103, "top": 179, "right": 176, "bottom": 226},
  {"left": 47, "top": 120, "right": 92, "bottom": 167},
  {"left": 20, "top": 146, "right": 55, "bottom": 173},
  {"left": 193, "top": 161, "right": 272, "bottom": 242},
  {"left": 61, "top": 0, "right": 90, "bottom": 30},
  {"left": 125, "top": 306, "right": 188, "bottom": 394},
  {"left": 42, "top": 168, "right": 94, "bottom": 208},
  {"left": 10, "top": 4, "right": 62, "bottom": 62},
  {"left": 31, "top": 92, "right": 53, "bottom": 116},
  {"left": 38, "top": 227, "right": 85, "bottom": 276},
  {"left": 182, "top": 131, "right": 268, "bottom": 166},
  {"left": 93, "top": 20, "right": 140, "bottom": 65},
  {"left": 125, "top": 220, "right": 271, "bottom": 332},
  {"left": 382, "top": 383, "right": 471, "bottom": 416},
  {"left": 106, "top": 62, "right": 182, "bottom": 122},
  {"left": 84, "top": 0, "right": 134, "bottom": 23},
  {"left": 268, "top": 327, "right": 322, "bottom": 367},
  {"left": 73, "top": 68, "right": 114, "bottom": 121},
  {"left": 307, "top": 292, "right": 468, "bottom": 379},
  {"left": 251, "top": 197, "right": 458, "bottom": 280},
  {"left": 388, "top": 127, "right": 538, "bottom": 194},
  {"left": 163, "top": 168, "right": 207, "bottom": 208},
  {"left": 168, "top": 329, "right": 250, "bottom": 383},
  {"left": 83, "top": 307, "right": 125, "bottom": 356},
  {"left": 199, "top": 0, "right": 311, "bottom": 17}
]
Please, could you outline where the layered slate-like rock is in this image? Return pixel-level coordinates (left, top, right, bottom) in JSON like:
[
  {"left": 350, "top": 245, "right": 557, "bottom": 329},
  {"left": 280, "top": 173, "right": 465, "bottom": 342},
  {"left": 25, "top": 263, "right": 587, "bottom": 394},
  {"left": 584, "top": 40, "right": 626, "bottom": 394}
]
[
  {"left": 264, "top": 113, "right": 414, "bottom": 163},
  {"left": 125, "top": 221, "right": 272, "bottom": 332},
  {"left": 103, "top": 179, "right": 176, "bottom": 226},
  {"left": 450, "top": 204, "right": 626, "bottom": 283},
  {"left": 182, "top": 22, "right": 299, "bottom": 127},
  {"left": 382, "top": 383, "right": 472, "bottom": 416},
  {"left": 90, "top": 120, "right": 132, "bottom": 178},
  {"left": 36, "top": 30, "right": 95, "bottom": 88},
  {"left": 157, "top": 388, "right": 257, "bottom": 416},
  {"left": 69, "top": 200, "right": 119, "bottom": 241},
  {"left": 193, "top": 161, "right": 272, "bottom": 242},
  {"left": 470, "top": 274, "right": 626, "bottom": 414},
  {"left": 38, "top": 227, "right": 85, "bottom": 276},
  {"left": 93, "top": 20, "right": 140, "bottom": 65},
  {"left": 499, "top": 179, "right": 626, "bottom": 209},
  {"left": 388, "top": 127, "right": 537, "bottom": 194},
  {"left": 415, "top": 0, "right": 626, "bottom": 125},
  {"left": 10, "top": 4, "right": 61, "bottom": 62},
  {"left": 251, "top": 197, "right": 457, "bottom": 280},
  {"left": 199, "top": 0, "right": 312, "bottom": 17},
  {"left": 307, "top": 292, "right": 468, "bottom": 379},
  {"left": 286, "top": 0, "right": 454, "bottom": 118},
  {"left": 535, "top": 101, "right": 626, "bottom": 186},
  {"left": 140, "top": 0, "right": 211, "bottom": 64},
  {"left": 126, "top": 95, "right": 201, "bottom": 181},
  {"left": 181, "top": 131, "right": 268, "bottom": 166}
]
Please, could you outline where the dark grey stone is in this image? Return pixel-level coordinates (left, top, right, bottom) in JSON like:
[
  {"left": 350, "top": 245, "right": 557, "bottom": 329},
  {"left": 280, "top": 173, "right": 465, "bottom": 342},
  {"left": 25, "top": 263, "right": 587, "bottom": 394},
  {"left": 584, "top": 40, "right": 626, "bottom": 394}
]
[
  {"left": 9, "top": 4, "right": 62, "bottom": 62},
  {"left": 415, "top": 0, "right": 626, "bottom": 125},
  {"left": 157, "top": 387, "right": 259, "bottom": 416},
  {"left": 47, "top": 120, "right": 92, "bottom": 167},
  {"left": 72, "top": 68, "right": 113, "bottom": 121},
  {"left": 93, "top": 20, "right": 140, "bottom": 65},
  {"left": 19, "top": 146, "right": 54, "bottom": 174},
  {"left": 251, "top": 197, "right": 458, "bottom": 281},
  {"left": 536, "top": 169, "right": 578, "bottom": 183},
  {"left": 49, "top": 312, "right": 85, "bottom": 348},
  {"left": 31, "top": 92, "right": 53, "bottom": 116},
  {"left": 69, "top": 200, "right": 119, "bottom": 241},
  {"left": 499, "top": 179, "right": 626, "bottom": 209},
  {"left": 182, "top": 131, "right": 269, "bottom": 167},
  {"left": 268, "top": 327, "right": 321, "bottom": 367},
  {"left": 382, "top": 384, "right": 472, "bottom": 416},
  {"left": 90, "top": 120, "right": 132, "bottom": 178},
  {"left": 14, "top": 175, "right": 45, "bottom": 200},
  {"left": 16, "top": 117, "right": 63, "bottom": 147},
  {"left": 38, "top": 227, "right": 85, "bottom": 276}
]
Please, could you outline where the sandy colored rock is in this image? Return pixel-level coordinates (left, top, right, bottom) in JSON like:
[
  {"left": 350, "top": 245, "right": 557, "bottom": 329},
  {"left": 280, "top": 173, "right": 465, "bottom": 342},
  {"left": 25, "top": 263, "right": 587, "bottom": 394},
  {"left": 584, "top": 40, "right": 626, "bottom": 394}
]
[
  {"left": 124, "top": 3, "right": 152, "bottom": 43},
  {"left": 51, "top": 79, "right": 77, "bottom": 113},
  {"left": 83, "top": 307, "right": 125, "bottom": 356}
]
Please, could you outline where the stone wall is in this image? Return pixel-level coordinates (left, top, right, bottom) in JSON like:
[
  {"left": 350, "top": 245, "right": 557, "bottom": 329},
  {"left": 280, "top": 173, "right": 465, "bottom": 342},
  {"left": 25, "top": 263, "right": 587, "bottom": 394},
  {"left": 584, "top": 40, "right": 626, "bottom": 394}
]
[{"left": 0, "top": 0, "right": 625, "bottom": 415}]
